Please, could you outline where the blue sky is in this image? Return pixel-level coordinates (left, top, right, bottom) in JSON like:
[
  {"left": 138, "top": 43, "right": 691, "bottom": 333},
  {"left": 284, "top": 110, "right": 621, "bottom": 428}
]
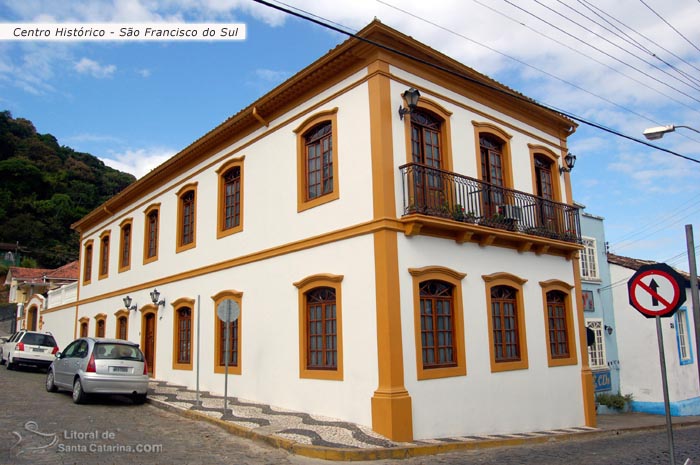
[{"left": 1, "top": 0, "right": 698, "bottom": 271}]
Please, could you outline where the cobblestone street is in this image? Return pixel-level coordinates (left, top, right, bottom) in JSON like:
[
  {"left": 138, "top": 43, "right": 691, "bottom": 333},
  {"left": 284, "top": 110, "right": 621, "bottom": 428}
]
[
  {"left": 2, "top": 366, "right": 699, "bottom": 464},
  {"left": 0, "top": 367, "right": 318, "bottom": 465}
]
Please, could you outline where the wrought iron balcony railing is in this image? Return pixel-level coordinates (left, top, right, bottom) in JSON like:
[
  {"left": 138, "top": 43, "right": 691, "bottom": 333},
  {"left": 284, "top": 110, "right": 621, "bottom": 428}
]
[{"left": 399, "top": 163, "right": 581, "bottom": 244}]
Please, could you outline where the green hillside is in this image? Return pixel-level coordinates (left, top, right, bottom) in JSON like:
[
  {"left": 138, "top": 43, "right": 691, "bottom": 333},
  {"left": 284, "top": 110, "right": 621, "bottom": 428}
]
[{"left": 0, "top": 111, "right": 136, "bottom": 268}]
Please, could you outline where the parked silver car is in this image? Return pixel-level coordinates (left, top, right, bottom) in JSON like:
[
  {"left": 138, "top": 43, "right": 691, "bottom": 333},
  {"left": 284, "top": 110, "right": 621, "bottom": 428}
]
[
  {"left": 1, "top": 330, "right": 59, "bottom": 370},
  {"left": 46, "top": 337, "right": 149, "bottom": 404}
]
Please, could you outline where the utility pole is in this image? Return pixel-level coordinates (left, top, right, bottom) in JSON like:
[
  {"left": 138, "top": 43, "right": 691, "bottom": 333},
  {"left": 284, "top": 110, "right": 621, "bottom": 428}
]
[{"left": 685, "top": 225, "right": 700, "bottom": 392}]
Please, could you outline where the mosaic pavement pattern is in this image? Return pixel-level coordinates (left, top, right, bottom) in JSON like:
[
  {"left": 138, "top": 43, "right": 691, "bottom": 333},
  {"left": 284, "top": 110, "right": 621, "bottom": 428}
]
[{"left": 148, "top": 380, "right": 597, "bottom": 450}]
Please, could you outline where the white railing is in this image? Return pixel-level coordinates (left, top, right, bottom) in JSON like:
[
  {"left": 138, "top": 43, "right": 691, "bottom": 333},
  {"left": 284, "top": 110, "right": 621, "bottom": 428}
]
[{"left": 47, "top": 282, "right": 78, "bottom": 308}]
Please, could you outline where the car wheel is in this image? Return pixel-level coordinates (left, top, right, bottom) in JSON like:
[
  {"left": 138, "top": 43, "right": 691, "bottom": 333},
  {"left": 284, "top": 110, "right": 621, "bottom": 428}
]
[
  {"left": 132, "top": 393, "right": 147, "bottom": 405},
  {"left": 72, "top": 378, "right": 86, "bottom": 404},
  {"left": 46, "top": 370, "right": 58, "bottom": 393},
  {"left": 0, "top": 353, "right": 5, "bottom": 365}
]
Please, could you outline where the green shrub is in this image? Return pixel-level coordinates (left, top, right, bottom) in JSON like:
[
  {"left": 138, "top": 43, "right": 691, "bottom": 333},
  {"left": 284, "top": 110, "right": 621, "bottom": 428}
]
[{"left": 596, "top": 392, "right": 633, "bottom": 411}]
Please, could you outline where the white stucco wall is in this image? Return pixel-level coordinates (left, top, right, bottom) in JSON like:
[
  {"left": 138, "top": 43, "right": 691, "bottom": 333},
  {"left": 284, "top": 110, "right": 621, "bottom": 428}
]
[
  {"left": 41, "top": 306, "right": 76, "bottom": 351},
  {"left": 76, "top": 234, "right": 379, "bottom": 427},
  {"left": 398, "top": 235, "right": 584, "bottom": 438},
  {"left": 78, "top": 70, "right": 373, "bottom": 301}
]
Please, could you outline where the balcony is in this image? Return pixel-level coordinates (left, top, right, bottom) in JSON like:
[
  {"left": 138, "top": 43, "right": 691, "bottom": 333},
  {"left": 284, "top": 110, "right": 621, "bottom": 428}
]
[{"left": 399, "top": 163, "right": 582, "bottom": 256}]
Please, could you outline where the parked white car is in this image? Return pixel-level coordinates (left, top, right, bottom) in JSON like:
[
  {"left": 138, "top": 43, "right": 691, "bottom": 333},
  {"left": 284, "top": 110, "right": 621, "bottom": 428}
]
[{"left": 1, "top": 330, "right": 59, "bottom": 370}]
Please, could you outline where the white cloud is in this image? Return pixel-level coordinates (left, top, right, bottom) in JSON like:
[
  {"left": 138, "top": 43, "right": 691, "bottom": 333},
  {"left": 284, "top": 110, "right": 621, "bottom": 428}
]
[
  {"left": 101, "top": 147, "right": 176, "bottom": 179},
  {"left": 254, "top": 68, "right": 291, "bottom": 83},
  {"left": 136, "top": 68, "right": 151, "bottom": 78},
  {"left": 74, "top": 57, "right": 116, "bottom": 78}
]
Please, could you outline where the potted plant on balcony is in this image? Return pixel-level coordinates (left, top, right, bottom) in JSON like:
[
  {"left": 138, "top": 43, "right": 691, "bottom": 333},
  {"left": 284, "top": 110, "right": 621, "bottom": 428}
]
[{"left": 452, "top": 204, "right": 466, "bottom": 221}]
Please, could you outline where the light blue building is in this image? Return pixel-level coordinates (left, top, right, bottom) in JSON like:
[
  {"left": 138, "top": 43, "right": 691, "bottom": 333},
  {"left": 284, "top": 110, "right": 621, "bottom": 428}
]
[{"left": 578, "top": 205, "right": 621, "bottom": 397}]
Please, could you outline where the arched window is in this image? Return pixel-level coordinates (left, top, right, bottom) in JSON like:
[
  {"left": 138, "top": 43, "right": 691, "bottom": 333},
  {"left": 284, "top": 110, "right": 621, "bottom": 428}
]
[
  {"left": 144, "top": 204, "right": 160, "bottom": 263},
  {"left": 483, "top": 272, "right": 528, "bottom": 372},
  {"left": 419, "top": 280, "right": 456, "bottom": 368},
  {"left": 223, "top": 166, "right": 241, "bottom": 230},
  {"left": 546, "top": 290, "right": 569, "bottom": 358},
  {"left": 410, "top": 266, "right": 466, "bottom": 380},
  {"left": 212, "top": 290, "right": 243, "bottom": 374},
  {"left": 304, "top": 122, "right": 334, "bottom": 201},
  {"left": 411, "top": 109, "right": 442, "bottom": 168},
  {"left": 540, "top": 280, "right": 577, "bottom": 367},
  {"left": 294, "top": 109, "right": 339, "bottom": 212},
  {"left": 176, "top": 184, "right": 197, "bottom": 252},
  {"left": 116, "top": 314, "right": 128, "bottom": 340},
  {"left": 98, "top": 232, "right": 110, "bottom": 279},
  {"left": 79, "top": 317, "right": 90, "bottom": 338},
  {"left": 119, "top": 219, "right": 132, "bottom": 272},
  {"left": 176, "top": 307, "right": 192, "bottom": 365},
  {"left": 305, "top": 287, "right": 337, "bottom": 370},
  {"left": 294, "top": 273, "right": 343, "bottom": 380},
  {"left": 83, "top": 241, "right": 93, "bottom": 285},
  {"left": 490, "top": 285, "right": 520, "bottom": 362}
]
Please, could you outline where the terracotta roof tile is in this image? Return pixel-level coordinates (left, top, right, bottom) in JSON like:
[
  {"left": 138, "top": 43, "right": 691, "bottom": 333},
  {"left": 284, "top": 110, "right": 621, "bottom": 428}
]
[{"left": 607, "top": 253, "right": 698, "bottom": 286}]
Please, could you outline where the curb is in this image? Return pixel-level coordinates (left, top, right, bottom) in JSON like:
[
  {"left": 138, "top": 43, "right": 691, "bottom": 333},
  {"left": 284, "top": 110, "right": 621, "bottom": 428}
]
[{"left": 146, "top": 397, "right": 700, "bottom": 461}]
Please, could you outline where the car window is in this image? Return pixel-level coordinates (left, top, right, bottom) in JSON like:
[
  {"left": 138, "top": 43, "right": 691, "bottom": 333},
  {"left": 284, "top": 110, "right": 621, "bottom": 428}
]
[
  {"left": 21, "top": 333, "right": 56, "bottom": 347},
  {"left": 8, "top": 332, "right": 21, "bottom": 342},
  {"left": 76, "top": 341, "right": 89, "bottom": 358},
  {"left": 94, "top": 343, "right": 143, "bottom": 361},
  {"left": 62, "top": 340, "right": 81, "bottom": 358}
]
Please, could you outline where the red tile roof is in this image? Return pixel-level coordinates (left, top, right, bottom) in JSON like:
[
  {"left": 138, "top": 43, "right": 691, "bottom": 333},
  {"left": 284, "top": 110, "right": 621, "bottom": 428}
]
[
  {"left": 7, "top": 260, "right": 79, "bottom": 285},
  {"left": 45, "top": 260, "right": 79, "bottom": 280},
  {"left": 607, "top": 253, "right": 698, "bottom": 286}
]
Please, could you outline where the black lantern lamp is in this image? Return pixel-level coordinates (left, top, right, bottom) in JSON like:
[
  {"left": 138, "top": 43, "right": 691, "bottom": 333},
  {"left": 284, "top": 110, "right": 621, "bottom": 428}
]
[
  {"left": 122, "top": 296, "right": 137, "bottom": 311},
  {"left": 398, "top": 87, "right": 421, "bottom": 120},
  {"left": 560, "top": 152, "right": 576, "bottom": 174},
  {"left": 150, "top": 288, "right": 165, "bottom": 307}
]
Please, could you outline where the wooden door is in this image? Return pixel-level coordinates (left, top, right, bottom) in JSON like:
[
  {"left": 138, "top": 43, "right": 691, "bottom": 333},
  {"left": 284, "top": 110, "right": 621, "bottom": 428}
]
[{"left": 143, "top": 313, "right": 156, "bottom": 376}]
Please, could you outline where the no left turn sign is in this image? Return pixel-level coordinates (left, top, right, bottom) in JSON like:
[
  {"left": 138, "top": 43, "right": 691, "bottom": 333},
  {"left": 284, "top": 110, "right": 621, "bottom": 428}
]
[{"left": 627, "top": 263, "right": 686, "bottom": 318}]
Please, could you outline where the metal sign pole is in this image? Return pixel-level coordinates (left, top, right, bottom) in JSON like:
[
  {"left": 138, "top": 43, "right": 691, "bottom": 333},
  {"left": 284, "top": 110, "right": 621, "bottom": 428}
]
[
  {"left": 223, "top": 306, "right": 230, "bottom": 418},
  {"left": 656, "top": 315, "right": 676, "bottom": 465},
  {"left": 216, "top": 299, "right": 239, "bottom": 420},
  {"left": 685, "top": 225, "right": 700, "bottom": 392},
  {"left": 195, "top": 295, "right": 201, "bottom": 407}
]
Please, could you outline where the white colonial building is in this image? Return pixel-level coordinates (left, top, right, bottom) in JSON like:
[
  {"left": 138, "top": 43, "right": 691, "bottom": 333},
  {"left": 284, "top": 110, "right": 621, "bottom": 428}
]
[
  {"left": 608, "top": 254, "right": 700, "bottom": 416},
  {"left": 46, "top": 21, "right": 595, "bottom": 440}
]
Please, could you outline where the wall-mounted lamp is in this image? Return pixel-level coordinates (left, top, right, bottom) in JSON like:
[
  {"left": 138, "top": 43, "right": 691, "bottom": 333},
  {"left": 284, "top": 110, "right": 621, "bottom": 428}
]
[
  {"left": 604, "top": 325, "right": 614, "bottom": 335},
  {"left": 150, "top": 288, "right": 165, "bottom": 307},
  {"left": 398, "top": 87, "right": 421, "bottom": 120},
  {"left": 559, "top": 152, "right": 576, "bottom": 174},
  {"left": 122, "top": 295, "right": 137, "bottom": 312}
]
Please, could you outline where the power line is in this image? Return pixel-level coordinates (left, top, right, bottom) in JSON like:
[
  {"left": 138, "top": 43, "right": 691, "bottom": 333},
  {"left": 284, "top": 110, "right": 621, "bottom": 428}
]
[
  {"left": 500, "top": 0, "right": 700, "bottom": 105},
  {"left": 375, "top": 0, "right": 665, "bottom": 128},
  {"left": 579, "top": 0, "right": 700, "bottom": 81},
  {"left": 611, "top": 204, "right": 700, "bottom": 252},
  {"left": 548, "top": 0, "right": 700, "bottom": 92},
  {"left": 639, "top": 0, "right": 700, "bottom": 54},
  {"left": 252, "top": 0, "right": 700, "bottom": 165},
  {"left": 471, "top": 0, "right": 700, "bottom": 118},
  {"left": 609, "top": 197, "right": 700, "bottom": 247},
  {"left": 567, "top": 0, "right": 700, "bottom": 89}
]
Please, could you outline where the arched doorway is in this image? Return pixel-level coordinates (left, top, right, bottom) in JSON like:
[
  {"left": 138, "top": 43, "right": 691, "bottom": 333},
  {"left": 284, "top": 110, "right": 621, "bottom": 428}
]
[{"left": 141, "top": 309, "right": 157, "bottom": 377}]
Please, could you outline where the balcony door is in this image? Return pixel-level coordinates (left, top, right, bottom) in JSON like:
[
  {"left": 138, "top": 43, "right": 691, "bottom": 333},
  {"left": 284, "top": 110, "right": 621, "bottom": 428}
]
[
  {"left": 480, "top": 134, "right": 505, "bottom": 218},
  {"left": 411, "top": 109, "right": 443, "bottom": 213},
  {"left": 534, "top": 155, "right": 559, "bottom": 231}
]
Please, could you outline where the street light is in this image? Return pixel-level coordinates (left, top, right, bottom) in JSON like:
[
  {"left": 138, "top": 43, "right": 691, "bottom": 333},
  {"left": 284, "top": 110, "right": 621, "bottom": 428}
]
[{"left": 643, "top": 124, "right": 700, "bottom": 140}]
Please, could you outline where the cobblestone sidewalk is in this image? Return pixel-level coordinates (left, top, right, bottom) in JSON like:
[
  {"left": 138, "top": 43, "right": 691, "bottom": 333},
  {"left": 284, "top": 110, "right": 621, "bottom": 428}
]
[{"left": 148, "top": 380, "right": 600, "bottom": 460}]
